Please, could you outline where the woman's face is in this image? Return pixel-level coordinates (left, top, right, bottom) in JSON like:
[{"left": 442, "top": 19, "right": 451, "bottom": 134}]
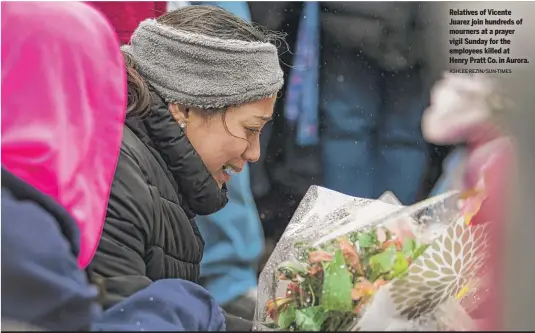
[{"left": 170, "top": 96, "right": 276, "bottom": 187}]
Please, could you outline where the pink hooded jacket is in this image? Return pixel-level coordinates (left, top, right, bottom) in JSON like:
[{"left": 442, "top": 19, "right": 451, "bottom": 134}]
[{"left": 1, "top": 1, "right": 127, "bottom": 268}]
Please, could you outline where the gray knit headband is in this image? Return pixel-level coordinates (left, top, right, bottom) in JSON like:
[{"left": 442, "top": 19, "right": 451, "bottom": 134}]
[{"left": 122, "top": 19, "right": 284, "bottom": 109}]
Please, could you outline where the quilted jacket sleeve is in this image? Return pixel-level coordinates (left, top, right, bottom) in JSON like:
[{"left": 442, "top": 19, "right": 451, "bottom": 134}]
[{"left": 90, "top": 145, "right": 154, "bottom": 309}]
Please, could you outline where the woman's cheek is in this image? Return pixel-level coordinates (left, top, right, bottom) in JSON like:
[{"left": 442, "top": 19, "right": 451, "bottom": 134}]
[{"left": 228, "top": 136, "right": 250, "bottom": 159}]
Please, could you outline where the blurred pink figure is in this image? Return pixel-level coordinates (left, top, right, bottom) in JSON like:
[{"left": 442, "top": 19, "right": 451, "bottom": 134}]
[
  {"left": 423, "top": 74, "right": 513, "bottom": 327},
  {"left": 422, "top": 73, "right": 513, "bottom": 225},
  {"left": 1, "top": 2, "right": 127, "bottom": 268}
]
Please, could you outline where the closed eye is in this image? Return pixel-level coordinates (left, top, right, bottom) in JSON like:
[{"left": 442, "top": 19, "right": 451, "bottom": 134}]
[{"left": 246, "top": 127, "right": 261, "bottom": 134}]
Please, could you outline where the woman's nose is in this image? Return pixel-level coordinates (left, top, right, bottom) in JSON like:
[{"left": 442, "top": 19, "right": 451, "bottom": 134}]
[{"left": 243, "top": 136, "right": 261, "bottom": 163}]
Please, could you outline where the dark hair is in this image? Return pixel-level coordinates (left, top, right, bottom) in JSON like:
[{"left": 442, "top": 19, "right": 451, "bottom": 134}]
[{"left": 124, "top": 5, "right": 285, "bottom": 118}]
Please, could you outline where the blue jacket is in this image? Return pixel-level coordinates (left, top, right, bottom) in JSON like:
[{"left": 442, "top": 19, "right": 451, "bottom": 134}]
[
  {"left": 93, "top": 279, "right": 225, "bottom": 331},
  {"left": 1, "top": 169, "right": 225, "bottom": 331}
]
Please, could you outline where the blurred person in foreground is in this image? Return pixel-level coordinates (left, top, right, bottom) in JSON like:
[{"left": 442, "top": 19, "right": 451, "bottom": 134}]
[
  {"left": 1, "top": 2, "right": 224, "bottom": 331},
  {"left": 422, "top": 73, "right": 514, "bottom": 325},
  {"left": 417, "top": 3, "right": 535, "bottom": 327},
  {"left": 423, "top": 74, "right": 513, "bottom": 205},
  {"left": 167, "top": 1, "right": 266, "bottom": 320},
  {"left": 88, "top": 5, "right": 283, "bottom": 330}
]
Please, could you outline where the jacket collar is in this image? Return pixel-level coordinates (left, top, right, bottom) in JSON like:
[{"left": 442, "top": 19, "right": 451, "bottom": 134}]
[{"left": 126, "top": 92, "right": 228, "bottom": 216}]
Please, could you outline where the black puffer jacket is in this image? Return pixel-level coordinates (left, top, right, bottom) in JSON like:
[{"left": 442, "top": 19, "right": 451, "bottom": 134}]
[{"left": 90, "top": 92, "right": 228, "bottom": 307}]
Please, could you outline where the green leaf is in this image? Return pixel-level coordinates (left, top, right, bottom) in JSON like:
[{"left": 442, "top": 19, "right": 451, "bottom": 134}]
[
  {"left": 262, "top": 322, "right": 279, "bottom": 329},
  {"left": 321, "top": 241, "right": 340, "bottom": 254},
  {"left": 278, "top": 304, "right": 296, "bottom": 329},
  {"left": 358, "top": 231, "right": 377, "bottom": 248},
  {"left": 412, "top": 243, "right": 429, "bottom": 260},
  {"left": 295, "top": 306, "right": 325, "bottom": 331},
  {"left": 348, "top": 232, "right": 360, "bottom": 243},
  {"left": 277, "top": 261, "right": 307, "bottom": 276},
  {"left": 402, "top": 238, "right": 416, "bottom": 257},
  {"left": 320, "top": 250, "right": 353, "bottom": 312},
  {"left": 369, "top": 247, "right": 396, "bottom": 276},
  {"left": 388, "top": 252, "right": 410, "bottom": 279}
]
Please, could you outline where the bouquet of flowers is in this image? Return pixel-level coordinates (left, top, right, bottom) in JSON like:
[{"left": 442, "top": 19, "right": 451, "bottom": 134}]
[{"left": 253, "top": 187, "right": 490, "bottom": 331}]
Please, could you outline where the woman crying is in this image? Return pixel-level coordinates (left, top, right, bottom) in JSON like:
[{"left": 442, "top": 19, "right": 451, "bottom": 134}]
[{"left": 89, "top": 5, "right": 284, "bottom": 329}]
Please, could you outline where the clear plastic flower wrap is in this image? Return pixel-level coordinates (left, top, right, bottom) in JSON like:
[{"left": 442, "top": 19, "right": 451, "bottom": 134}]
[{"left": 253, "top": 186, "right": 491, "bottom": 331}]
